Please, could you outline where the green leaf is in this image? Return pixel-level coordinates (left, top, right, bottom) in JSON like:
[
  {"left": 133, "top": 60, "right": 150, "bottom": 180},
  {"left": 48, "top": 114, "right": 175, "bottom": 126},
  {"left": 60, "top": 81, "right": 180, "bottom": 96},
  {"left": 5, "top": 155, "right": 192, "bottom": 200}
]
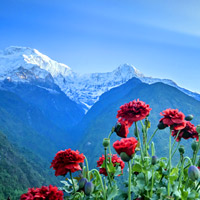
[
  {"left": 132, "top": 163, "right": 143, "bottom": 173},
  {"left": 169, "top": 168, "right": 179, "bottom": 184},
  {"left": 114, "top": 166, "right": 122, "bottom": 176},
  {"left": 107, "top": 161, "right": 116, "bottom": 173},
  {"left": 107, "top": 184, "right": 119, "bottom": 200},
  {"left": 180, "top": 188, "right": 188, "bottom": 200}
]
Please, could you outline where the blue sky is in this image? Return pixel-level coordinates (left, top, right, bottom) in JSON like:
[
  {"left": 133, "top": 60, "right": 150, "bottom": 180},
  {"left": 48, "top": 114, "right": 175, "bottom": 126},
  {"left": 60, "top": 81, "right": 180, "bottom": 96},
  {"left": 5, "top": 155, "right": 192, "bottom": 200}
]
[{"left": 0, "top": 0, "right": 200, "bottom": 92}]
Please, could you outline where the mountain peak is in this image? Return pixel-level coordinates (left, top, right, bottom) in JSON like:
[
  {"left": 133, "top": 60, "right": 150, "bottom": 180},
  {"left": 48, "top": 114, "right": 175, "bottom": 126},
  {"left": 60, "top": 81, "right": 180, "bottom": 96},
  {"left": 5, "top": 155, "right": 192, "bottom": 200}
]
[
  {"left": 0, "top": 46, "right": 72, "bottom": 80},
  {"left": 114, "top": 63, "right": 144, "bottom": 78},
  {"left": 3, "top": 46, "right": 34, "bottom": 55}
]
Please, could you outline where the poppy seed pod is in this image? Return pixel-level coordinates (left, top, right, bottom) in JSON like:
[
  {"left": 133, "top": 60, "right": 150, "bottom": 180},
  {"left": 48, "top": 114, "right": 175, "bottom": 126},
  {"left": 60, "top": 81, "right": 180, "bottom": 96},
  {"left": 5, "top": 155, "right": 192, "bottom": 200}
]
[
  {"left": 191, "top": 141, "right": 198, "bottom": 152},
  {"left": 84, "top": 182, "right": 94, "bottom": 196},
  {"left": 185, "top": 115, "right": 193, "bottom": 121},
  {"left": 114, "top": 122, "right": 121, "bottom": 133},
  {"left": 157, "top": 121, "right": 167, "bottom": 130},
  {"left": 103, "top": 138, "right": 110, "bottom": 148},
  {"left": 178, "top": 145, "right": 185, "bottom": 154},
  {"left": 151, "top": 156, "right": 157, "bottom": 165},
  {"left": 120, "top": 152, "right": 132, "bottom": 162},
  {"left": 188, "top": 166, "right": 200, "bottom": 181},
  {"left": 79, "top": 178, "right": 87, "bottom": 189}
]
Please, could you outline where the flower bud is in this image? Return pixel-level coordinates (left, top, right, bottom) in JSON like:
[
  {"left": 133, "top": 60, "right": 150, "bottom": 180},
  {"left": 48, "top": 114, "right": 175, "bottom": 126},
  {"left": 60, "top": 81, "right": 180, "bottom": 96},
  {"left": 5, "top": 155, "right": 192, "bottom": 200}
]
[
  {"left": 196, "top": 125, "right": 200, "bottom": 135},
  {"left": 79, "top": 178, "right": 87, "bottom": 189},
  {"left": 120, "top": 152, "right": 132, "bottom": 162},
  {"left": 157, "top": 121, "right": 167, "bottom": 130},
  {"left": 151, "top": 156, "right": 157, "bottom": 165},
  {"left": 114, "top": 122, "right": 121, "bottom": 133},
  {"left": 145, "top": 120, "right": 151, "bottom": 128},
  {"left": 188, "top": 166, "right": 200, "bottom": 181},
  {"left": 185, "top": 115, "right": 193, "bottom": 121},
  {"left": 191, "top": 141, "right": 198, "bottom": 152},
  {"left": 103, "top": 138, "right": 110, "bottom": 148},
  {"left": 178, "top": 145, "right": 185, "bottom": 154},
  {"left": 84, "top": 182, "right": 94, "bottom": 196}
]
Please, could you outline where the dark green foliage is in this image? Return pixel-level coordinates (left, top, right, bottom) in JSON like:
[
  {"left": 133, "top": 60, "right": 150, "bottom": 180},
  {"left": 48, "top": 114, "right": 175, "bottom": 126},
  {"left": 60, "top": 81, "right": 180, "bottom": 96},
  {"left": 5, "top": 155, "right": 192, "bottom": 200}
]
[
  {"left": 0, "top": 131, "right": 59, "bottom": 200},
  {"left": 0, "top": 89, "right": 72, "bottom": 160}
]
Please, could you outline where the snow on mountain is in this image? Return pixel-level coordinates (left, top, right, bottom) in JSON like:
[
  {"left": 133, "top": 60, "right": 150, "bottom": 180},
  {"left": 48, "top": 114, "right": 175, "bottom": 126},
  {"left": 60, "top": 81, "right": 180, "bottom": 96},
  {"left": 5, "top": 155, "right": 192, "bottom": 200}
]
[{"left": 0, "top": 46, "right": 200, "bottom": 112}]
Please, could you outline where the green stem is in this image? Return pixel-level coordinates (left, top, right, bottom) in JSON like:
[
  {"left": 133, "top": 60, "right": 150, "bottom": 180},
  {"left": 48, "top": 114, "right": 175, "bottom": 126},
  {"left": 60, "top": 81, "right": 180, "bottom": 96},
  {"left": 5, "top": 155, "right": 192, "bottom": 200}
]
[
  {"left": 70, "top": 171, "right": 76, "bottom": 194},
  {"left": 184, "top": 156, "right": 193, "bottom": 166},
  {"left": 171, "top": 142, "right": 180, "bottom": 159},
  {"left": 90, "top": 169, "right": 107, "bottom": 200},
  {"left": 147, "top": 128, "right": 158, "bottom": 146},
  {"left": 104, "top": 148, "right": 112, "bottom": 186},
  {"left": 84, "top": 155, "right": 90, "bottom": 180},
  {"left": 135, "top": 122, "right": 144, "bottom": 162},
  {"left": 193, "top": 133, "right": 200, "bottom": 165},
  {"left": 128, "top": 161, "right": 132, "bottom": 200},
  {"left": 150, "top": 169, "right": 154, "bottom": 197},
  {"left": 108, "top": 129, "right": 114, "bottom": 139},
  {"left": 140, "top": 120, "right": 148, "bottom": 156},
  {"left": 171, "top": 130, "right": 181, "bottom": 151},
  {"left": 168, "top": 129, "right": 172, "bottom": 196},
  {"left": 178, "top": 155, "right": 184, "bottom": 189},
  {"left": 108, "top": 129, "right": 114, "bottom": 162}
]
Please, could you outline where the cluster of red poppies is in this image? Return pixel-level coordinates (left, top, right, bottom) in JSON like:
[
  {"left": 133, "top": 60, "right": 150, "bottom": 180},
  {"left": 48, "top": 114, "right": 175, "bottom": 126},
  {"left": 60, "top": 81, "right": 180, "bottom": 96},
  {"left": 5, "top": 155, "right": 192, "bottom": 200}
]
[
  {"left": 20, "top": 185, "right": 64, "bottom": 200},
  {"left": 97, "top": 154, "right": 125, "bottom": 176},
  {"left": 20, "top": 99, "right": 200, "bottom": 199}
]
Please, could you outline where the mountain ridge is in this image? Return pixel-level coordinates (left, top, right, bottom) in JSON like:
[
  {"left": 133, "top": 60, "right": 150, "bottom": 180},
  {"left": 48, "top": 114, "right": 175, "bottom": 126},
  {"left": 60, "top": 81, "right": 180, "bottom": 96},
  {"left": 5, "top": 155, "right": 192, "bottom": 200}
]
[{"left": 1, "top": 46, "right": 200, "bottom": 112}]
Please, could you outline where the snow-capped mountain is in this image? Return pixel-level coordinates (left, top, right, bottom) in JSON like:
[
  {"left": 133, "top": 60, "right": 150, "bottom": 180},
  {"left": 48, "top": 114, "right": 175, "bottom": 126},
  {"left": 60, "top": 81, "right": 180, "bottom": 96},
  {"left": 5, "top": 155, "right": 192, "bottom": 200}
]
[{"left": 0, "top": 46, "right": 200, "bottom": 112}]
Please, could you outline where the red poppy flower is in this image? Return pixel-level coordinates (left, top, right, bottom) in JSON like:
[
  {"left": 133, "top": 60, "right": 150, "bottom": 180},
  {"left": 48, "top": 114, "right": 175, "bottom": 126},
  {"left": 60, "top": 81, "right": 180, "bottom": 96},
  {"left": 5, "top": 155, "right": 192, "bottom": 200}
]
[
  {"left": 113, "top": 137, "right": 138, "bottom": 157},
  {"left": 97, "top": 154, "right": 125, "bottom": 176},
  {"left": 115, "top": 117, "right": 129, "bottom": 138},
  {"left": 160, "top": 109, "right": 186, "bottom": 130},
  {"left": 116, "top": 99, "right": 151, "bottom": 126},
  {"left": 20, "top": 185, "right": 64, "bottom": 200},
  {"left": 172, "top": 121, "right": 199, "bottom": 142},
  {"left": 50, "top": 149, "right": 85, "bottom": 176}
]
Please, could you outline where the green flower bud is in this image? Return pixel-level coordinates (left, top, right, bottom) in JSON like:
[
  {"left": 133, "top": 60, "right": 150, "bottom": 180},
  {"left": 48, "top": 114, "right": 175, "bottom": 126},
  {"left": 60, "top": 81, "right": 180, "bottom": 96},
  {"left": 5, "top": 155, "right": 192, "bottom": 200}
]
[
  {"left": 84, "top": 182, "right": 94, "bottom": 196},
  {"left": 188, "top": 166, "right": 200, "bottom": 181},
  {"left": 191, "top": 141, "right": 198, "bottom": 152},
  {"left": 114, "top": 122, "right": 121, "bottom": 133},
  {"left": 185, "top": 115, "right": 194, "bottom": 121},
  {"left": 196, "top": 125, "right": 200, "bottom": 134},
  {"left": 145, "top": 120, "right": 151, "bottom": 128},
  {"left": 103, "top": 138, "right": 110, "bottom": 148},
  {"left": 151, "top": 156, "right": 158, "bottom": 165},
  {"left": 79, "top": 178, "right": 87, "bottom": 189},
  {"left": 178, "top": 145, "right": 185, "bottom": 154},
  {"left": 120, "top": 152, "right": 132, "bottom": 162},
  {"left": 157, "top": 121, "right": 167, "bottom": 130}
]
